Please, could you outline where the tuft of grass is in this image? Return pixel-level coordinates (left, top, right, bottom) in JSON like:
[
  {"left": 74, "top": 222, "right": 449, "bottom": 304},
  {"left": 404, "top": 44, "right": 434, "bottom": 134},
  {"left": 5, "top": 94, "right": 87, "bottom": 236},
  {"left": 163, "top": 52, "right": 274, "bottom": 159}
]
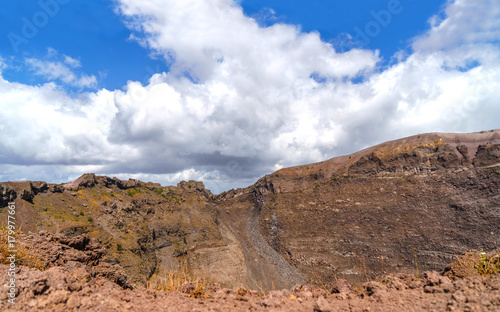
[
  {"left": 154, "top": 188, "right": 163, "bottom": 195},
  {"left": 170, "top": 195, "right": 180, "bottom": 204},
  {"left": 147, "top": 260, "right": 209, "bottom": 298},
  {"left": 117, "top": 243, "right": 124, "bottom": 251},
  {"left": 127, "top": 188, "right": 141, "bottom": 197},
  {"left": 87, "top": 217, "right": 93, "bottom": 222},
  {"left": 455, "top": 249, "right": 500, "bottom": 277},
  {"left": 79, "top": 211, "right": 85, "bottom": 216},
  {"left": 472, "top": 250, "right": 500, "bottom": 276}
]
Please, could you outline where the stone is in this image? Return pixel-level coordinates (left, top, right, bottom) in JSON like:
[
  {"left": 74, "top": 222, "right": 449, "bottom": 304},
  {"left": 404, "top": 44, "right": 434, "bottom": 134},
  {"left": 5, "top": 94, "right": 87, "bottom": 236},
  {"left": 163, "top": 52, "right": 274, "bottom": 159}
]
[
  {"left": 314, "top": 296, "right": 332, "bottom": 312},
  {"left": 0, "top": 183, "right": 16, "bottom": 207},
  {"left": 331, "top": 279, "right": 353, "bottom": 294}
]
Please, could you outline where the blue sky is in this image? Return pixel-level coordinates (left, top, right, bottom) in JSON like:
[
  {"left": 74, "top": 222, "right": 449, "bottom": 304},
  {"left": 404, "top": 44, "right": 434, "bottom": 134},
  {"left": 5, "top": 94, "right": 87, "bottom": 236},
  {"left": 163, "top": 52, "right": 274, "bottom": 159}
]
[
  {"left": 242, "top": 0, "right": 444, "bottom": 53},
  {"left": 1, "top": 0, "right": 444, "bottom": 91},
  {"left": 0, "top": 0, "right": 499, "bottom": 192},
  {"left": 1, "top": 0, "right": 156, "bottom": 90}
]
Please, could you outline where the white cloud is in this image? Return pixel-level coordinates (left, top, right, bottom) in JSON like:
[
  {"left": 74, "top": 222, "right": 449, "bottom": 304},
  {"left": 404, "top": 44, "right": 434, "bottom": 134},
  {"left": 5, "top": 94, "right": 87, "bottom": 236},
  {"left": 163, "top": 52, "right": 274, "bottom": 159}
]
[
  {"left": 413, "top": 0, "right": 500, "bottom": 52},
  {"left": 63, "top": 55, "right": 82, "bottom": 68},
  {"left": 0, "top": 0, "right": 499, "bottom": 193},
  {"left": 117, "top": 0, "right": 379, "bottom": 81},
  {"left": 47, "top": 47, "right": 58, "bottom": 58},
  {"left": 26, "top": 58, "right": 97, "bottom": 89},
  {"left": 24, "top": 49, "right": 96, "bottom": 89},
  {"left": 0, "top": 57, "right": 5, "bottom": 73}
]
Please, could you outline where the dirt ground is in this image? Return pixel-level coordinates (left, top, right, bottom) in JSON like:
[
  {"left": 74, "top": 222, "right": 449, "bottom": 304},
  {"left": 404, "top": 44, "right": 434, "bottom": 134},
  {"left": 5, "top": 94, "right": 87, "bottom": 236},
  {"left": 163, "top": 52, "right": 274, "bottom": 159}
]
[
  {"left": 1, "top": 232, "right": 499, "bottom": 312},
  {"left": 0, "top": 266, "right": 499, "bottom": 311}
]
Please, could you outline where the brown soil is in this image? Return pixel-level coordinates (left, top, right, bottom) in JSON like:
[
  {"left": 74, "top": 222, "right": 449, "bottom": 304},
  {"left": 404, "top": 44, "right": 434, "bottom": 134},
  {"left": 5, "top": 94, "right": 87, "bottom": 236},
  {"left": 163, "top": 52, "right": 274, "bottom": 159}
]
[{"left": 1, "top": 231, "right": 499, "bottom": 311}]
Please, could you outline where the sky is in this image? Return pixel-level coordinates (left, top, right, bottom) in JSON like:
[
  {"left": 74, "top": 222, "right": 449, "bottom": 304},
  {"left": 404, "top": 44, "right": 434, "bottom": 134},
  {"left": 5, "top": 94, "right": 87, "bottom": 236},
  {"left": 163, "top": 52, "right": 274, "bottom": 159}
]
[{"left": 0, "top": 0, "right": 499, "bottom": 193}]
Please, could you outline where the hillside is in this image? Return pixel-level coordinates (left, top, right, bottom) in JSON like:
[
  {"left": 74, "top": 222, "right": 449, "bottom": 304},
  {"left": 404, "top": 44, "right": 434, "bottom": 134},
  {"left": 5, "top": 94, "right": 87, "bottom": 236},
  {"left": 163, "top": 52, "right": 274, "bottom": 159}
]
[{"left": 1, "top": 129, "right": 499, "bottom": 291}]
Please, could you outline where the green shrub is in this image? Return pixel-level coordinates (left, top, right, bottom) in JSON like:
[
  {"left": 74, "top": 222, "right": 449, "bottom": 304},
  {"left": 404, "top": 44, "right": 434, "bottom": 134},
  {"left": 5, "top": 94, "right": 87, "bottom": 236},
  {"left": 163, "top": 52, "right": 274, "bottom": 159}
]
[
  {"left": 127, "top": 188, "right": 141, "bottom": 197},
  {"left": 154, "top": 188, "right": 163, "bottom": 195},
  {"left": 171, "top": 195, "right": 180, "bottom": 204},
  {"left": 79, "top": 211, "right": 84, "bottom": 216},
  {"left": 455, "top": 249, "right": 500, "bottom": 277},
  {"left": 87, "top": 217, "right": 93, "bottom": 222},
  {"left": 117, "top": 243, "right": 124, "bottom": 251},
  {"left": 475, "top": 250, "right": 500, "bottom": 276}
]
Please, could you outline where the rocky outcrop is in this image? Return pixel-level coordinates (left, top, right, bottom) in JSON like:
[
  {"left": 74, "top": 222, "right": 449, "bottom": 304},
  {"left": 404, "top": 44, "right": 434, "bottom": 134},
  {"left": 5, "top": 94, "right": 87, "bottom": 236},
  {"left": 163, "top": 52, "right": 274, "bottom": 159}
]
[
  {"left": 0, "top": 183, "right": 16, "bottom": 207},
  {"left": 1, "top": 231, "right": 131, "bottom": 290},
  {"left": 474, "top": 143, "right": 500, "bottom": 167},
  {"left": 349, "top": 144, "right": 463, "bottom": 174},
  {"left": 63, "top": 174, "right": 162, "bottom": 191},
  {"left": 15, "top": 182, "right": 49, "bottom": 203},
  {"left": 177, "top": 180, "right": 213, "bottom": 201}
]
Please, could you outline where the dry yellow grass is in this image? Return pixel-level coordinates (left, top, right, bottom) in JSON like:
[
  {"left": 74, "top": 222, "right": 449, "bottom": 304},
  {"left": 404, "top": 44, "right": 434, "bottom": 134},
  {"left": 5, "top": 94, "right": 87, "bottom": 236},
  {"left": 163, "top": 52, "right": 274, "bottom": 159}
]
[
  {"left": 147, "top": 259, "right": 210, "bottom": 298},
  {"left": 0, "top": 228, "right": 47, "bottom": 270}
]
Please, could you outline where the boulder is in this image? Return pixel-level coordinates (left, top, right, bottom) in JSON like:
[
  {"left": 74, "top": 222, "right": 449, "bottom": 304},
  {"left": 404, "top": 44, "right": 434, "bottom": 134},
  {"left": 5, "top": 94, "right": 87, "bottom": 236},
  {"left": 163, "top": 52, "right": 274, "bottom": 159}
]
[
  {"left": 0, "top": 182, "right": 16, "bottom": 207},
  {"left": 474, "top": 144, "right": 500, "bottom": 167}
]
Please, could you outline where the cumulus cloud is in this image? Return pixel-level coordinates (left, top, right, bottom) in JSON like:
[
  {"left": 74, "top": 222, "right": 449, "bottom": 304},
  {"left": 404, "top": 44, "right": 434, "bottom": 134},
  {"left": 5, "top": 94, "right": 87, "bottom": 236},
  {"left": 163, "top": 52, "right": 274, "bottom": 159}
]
[
  {"left": 0, "top": 78, "right": 118, "bottom": 164},
  {"left": 0, "top": 0, "right": 499, "bottom": 193},
  {"left": 117, "top": 0, "right": 379, "bottom": 81},
  {"left": 413, "top": 0, "right": 500, "bottom": 51}
]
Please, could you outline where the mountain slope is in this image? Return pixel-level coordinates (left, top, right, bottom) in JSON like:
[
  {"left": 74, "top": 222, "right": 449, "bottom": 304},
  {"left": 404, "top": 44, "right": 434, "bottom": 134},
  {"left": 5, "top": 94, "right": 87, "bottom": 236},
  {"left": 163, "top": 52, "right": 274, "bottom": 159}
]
[
  {"left": 244, "top": 129, "right": 500, "bottom": 285},
  {"left": 1, "top": 129, "right": 499, "bottom": 290}
]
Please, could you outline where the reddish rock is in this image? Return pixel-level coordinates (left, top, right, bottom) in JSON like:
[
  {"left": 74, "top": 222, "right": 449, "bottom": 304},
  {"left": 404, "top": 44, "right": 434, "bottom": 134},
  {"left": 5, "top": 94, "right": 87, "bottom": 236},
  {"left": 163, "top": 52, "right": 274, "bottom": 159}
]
[{"left": 331, "top": 279, "right": 353, "bottom": 295}]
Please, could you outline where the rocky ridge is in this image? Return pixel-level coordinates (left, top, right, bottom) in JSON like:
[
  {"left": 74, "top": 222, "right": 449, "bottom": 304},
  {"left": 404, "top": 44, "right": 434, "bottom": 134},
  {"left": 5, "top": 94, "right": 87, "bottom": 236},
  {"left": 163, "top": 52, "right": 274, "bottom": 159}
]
[{"left": 0, "top": 129, "right": 499, "bottom": 292}]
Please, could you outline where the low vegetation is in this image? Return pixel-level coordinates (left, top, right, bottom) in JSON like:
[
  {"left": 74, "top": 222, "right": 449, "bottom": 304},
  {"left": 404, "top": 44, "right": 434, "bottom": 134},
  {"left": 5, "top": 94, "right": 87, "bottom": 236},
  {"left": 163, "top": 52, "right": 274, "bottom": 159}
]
[
  {"left": 147, "top": 260, "right": 209, "bottom": 298},
  {"left": 467, "top": 250, "right": 500, "bottom": 276},
  {"left": 0, "top": 228, "right": 47, "bottom": 270},
  {"left": 154, "top": 187, "right": 163, "bottom": 195},
  {"left": 127, "top": 188, "right": 142, "bottom": 197},
  {"left": 447, "top": 249, "right": 500, "bottom": 279}
]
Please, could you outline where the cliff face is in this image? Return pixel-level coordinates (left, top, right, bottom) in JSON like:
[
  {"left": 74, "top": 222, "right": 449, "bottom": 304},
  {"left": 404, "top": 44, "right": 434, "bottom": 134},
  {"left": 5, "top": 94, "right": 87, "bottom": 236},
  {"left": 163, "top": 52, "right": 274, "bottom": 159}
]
[
  {"left": 250, "top": 129, "right": 500, "bottom": 286},
  {"left": 1, "top": 129, "right": 499, "bottom": 290}
]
